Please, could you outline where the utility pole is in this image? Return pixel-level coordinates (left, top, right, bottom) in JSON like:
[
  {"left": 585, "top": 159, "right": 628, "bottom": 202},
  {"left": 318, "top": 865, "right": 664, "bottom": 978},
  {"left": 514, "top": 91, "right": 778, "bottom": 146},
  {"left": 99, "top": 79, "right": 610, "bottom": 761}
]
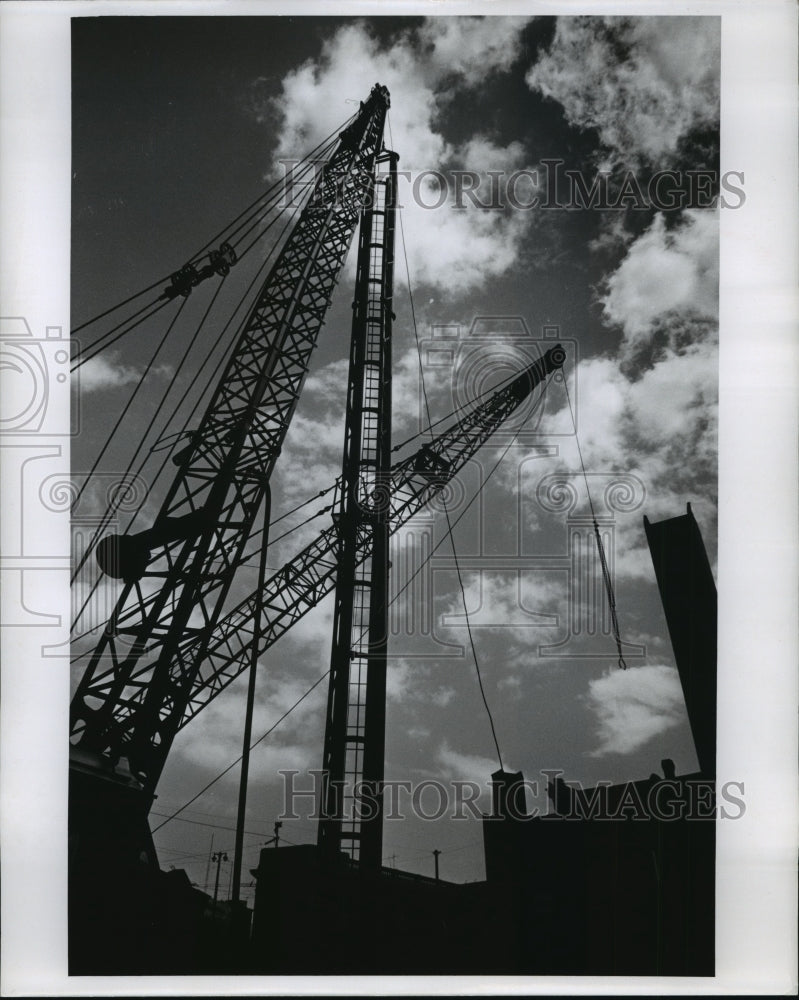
[
  {"left": 273, "top": 821, "right": 282, "bottom": 848},
  {"left": 433, "top": 849, "right": 441, "bottom": 884},
  {"left": 204, "top": 832, "right": 214, "bottom": 893},
  {"left": 212, "top": 850, "right": 228, "bottom": 919},
  {"left": 231, "top": 489, "right": 271, "bottom": 906}
]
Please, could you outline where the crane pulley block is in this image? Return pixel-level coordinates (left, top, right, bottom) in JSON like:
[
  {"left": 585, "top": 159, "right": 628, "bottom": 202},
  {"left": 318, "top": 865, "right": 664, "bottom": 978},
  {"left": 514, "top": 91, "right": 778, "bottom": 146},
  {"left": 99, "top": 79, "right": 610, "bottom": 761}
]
[{"left": 162, "top": 241, "right": 238, "bottom": 300}]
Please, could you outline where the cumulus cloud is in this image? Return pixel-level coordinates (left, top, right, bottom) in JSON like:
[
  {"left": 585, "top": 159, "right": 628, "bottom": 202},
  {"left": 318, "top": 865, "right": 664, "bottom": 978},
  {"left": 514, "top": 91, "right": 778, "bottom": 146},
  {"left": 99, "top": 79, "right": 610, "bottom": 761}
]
[
  {"left": 173, "top": 664, "right": 328, "bottom": 774},
  {"left": 437, "top": 741, "right": 499, "bottom": 788},
  {"left": 78, "top": 354, "right": 141, "bottom": 392},
  {"left": 586, "top": 663, "right": 685, "bottom": 755},
  {"left": 440, "top": 570, "right": 563, "bottom": 640},
  {"left": 601, "top": 209, "right": 718, "bottom": 354},
  {"left": 528, "top": 341, "right": 717, "bottom": 581},
  {"left": 265, "top": 19, "right": 534, "bottom": 295},
  {"left": 417, "top": 16, "right": 530, "bottom": 88},
  {"left": 387, "top": 658, "right": 458, "bottom": 710},
  {"left": 504, "top": 205, "right": 719, "bottom": 580},
  {"left": 526, "top": 16, "right": 720, "bottom": 168}
]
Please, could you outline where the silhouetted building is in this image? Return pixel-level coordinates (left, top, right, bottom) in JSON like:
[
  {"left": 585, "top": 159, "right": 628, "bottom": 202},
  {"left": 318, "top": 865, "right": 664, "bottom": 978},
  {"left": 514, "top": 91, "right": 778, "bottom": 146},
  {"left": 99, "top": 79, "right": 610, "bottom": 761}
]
[
  {"left": 645, "top": 502, "right": 717, "bottom": 777},
  {"left": 249, "top": 844, "right": 494, "bottom": 974},
  {"left": 90, "top": 503, "right": 717, "bottom": 976},
  {"left": 482, "top": 763, "right": 715, "bottom": 975},
  {"left": 478, "top": 504, "right": 718, "bottom": 975}
]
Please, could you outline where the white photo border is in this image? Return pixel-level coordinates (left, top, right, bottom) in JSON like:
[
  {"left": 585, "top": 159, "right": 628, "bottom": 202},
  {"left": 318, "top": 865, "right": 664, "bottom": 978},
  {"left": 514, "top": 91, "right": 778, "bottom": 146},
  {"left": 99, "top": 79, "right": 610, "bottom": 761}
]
[{"left": 1, "top": 1, "right": 796, "bottom": 995}]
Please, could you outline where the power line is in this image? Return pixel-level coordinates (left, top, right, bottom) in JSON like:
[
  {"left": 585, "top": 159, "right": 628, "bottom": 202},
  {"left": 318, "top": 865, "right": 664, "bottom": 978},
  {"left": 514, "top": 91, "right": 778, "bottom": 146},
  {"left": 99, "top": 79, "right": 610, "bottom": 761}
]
[
  {"left": 149, "top": 672, "right": 329, "bottom": 834},
  {"left": 149, "top": 811, "right": 276, "bottom": 839}
]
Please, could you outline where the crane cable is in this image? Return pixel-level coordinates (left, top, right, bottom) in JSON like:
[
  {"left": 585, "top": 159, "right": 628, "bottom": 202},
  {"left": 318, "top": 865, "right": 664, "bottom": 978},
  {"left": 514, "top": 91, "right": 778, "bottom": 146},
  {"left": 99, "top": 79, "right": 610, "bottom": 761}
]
[
  {"left": 150, "top": 377, "right": 555, "bottom": 834},
  {"left": 71, "top": 124, "right": 349, "bottom": 591},
  {"left": 71, "top": 116, "right": 356, "bottom": 598},
  {"left": 561, "top": 374, "right": 628, "bottom": 671},
  {"left": 71, "top": 294, "right": 191, "bottom": 512},
  {"left": 149, "top": 672, "right": 329, "bottom": 834},
  {"left": 390, "top": 363, "right": 540, "bottom": 455},
  {"left": 70, "top": 111, "right": 357, "bottom": 339},
  {"left": 70, "top": 280, "right": 224, "bottom": 590},
  {"left": 70, "top": 198, "right": 305, "bottom": 629},
  {"left": 69, "top": 152, "right": 321, "bottom": 372},
  {"left": 390, "top": 114, "right": 504, "bottom": 773}
]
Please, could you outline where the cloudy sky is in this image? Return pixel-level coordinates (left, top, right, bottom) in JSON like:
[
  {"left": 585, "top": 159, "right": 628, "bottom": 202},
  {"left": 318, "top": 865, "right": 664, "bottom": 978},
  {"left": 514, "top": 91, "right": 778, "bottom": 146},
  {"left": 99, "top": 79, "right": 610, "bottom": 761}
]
[{"left": 70, "top": 14, "right": 720, "bottom": 895}]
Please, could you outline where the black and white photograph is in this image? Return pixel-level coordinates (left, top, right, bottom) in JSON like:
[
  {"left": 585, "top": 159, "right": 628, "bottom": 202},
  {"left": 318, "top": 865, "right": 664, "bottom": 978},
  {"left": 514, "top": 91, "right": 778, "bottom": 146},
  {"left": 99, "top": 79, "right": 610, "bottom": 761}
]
[{"left": 0, "top": 1, "right": 796, "bottom": 994}]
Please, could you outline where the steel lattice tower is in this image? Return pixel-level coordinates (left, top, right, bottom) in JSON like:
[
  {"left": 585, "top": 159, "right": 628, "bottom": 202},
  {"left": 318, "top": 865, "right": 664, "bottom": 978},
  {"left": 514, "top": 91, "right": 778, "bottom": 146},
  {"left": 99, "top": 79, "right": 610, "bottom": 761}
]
[
  {"left": 69, "top": 85, "right": 391, "bottom": 793},
  {"left": 318, "top": 149, "right": 399, "bottom": 869}
]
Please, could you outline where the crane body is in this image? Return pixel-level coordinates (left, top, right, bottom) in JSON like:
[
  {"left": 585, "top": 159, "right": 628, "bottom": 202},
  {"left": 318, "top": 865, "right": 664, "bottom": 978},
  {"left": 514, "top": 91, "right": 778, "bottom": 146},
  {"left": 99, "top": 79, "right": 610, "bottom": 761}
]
[
  {"left": 68, "top": 81, "right": 566, "bottom": 971},
  {"left": 70, "top": 85, "right": 391, "bottom": 792}
]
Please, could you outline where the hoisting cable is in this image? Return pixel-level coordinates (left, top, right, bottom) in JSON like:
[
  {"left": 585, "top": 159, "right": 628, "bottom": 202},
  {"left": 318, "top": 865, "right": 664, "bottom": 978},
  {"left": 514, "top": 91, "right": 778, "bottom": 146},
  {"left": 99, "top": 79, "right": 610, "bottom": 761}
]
[
  {"left": 70, "top": 156, "right": 313, "bottom": 372},
  {"left": 70, "top": 196, "right": 307, "bottom": 629},
  {"left": 349, "top": 378, "right": 555, "bottom": 718},
  {"left": 148, "top": 380, "right": 557, "bottom": 829},
  {"left": 232, "top": 479, "right": 343, "bottom": 571},
  {"left": 71, "top": 294, "right": 190, "bottom": 512},
  {"left": 186, "top": 111, "right": 357, "bottom": 263},
  {"left": 70, "top": 277, "right": 226, "bottom": 592},
  {"left": 70, "top": 118, "right": 354, "bottom": 632},
  {"left": 72, "top": 152, "right": 338, "bottom": 608},
  {"left": 145, "top": 377, "right": 555, "bottom": 829},
  {"left": 71, "top": 298, "right": 175, "bottom": 372},
  {"left": 391, "top": 363, "right": 539, "bottom": 455},
  {"left": 70, "top": 280, "right": 172, "bottom": 338},
  {"left": 391, "top": 112, "right": 504, "bottom": 772},
  {"left": 139, "top": 204, "right": 303, "bottom": 472},
  {"left": 227, "top": 135, "right": 342, "bottom": 258},
  {"left": 70, "top": 269, "right": 262, "bottom": 620},
  {"left": 561, "top": 373, "right": 628, "bottom": 671},
  {"left": 70, "top": 111, "right": 358, "bottom": 339}
]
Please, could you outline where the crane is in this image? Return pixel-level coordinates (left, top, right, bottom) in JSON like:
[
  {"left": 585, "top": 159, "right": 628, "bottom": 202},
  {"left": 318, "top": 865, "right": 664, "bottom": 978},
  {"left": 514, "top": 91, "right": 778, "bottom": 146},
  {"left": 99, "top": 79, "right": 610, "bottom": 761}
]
[
  {"left": 68, "top": 80, "right": 565, "bottom": 971},
  {"left": 70, "top": 84, "right": 392, "bottom": 794},
  {"left": 78, "top": 343, "right": 565, "bottom": 789}
]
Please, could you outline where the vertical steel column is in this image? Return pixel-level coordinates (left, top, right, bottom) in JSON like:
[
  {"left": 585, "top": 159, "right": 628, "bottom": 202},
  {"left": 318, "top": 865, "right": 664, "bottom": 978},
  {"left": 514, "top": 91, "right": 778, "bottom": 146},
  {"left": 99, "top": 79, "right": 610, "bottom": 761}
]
[
  {"left": 359, "top": 149, "right": 397, "bottom": 872},
  {"left": 318, "top": 150, "right": 398, "bottom": 868}
]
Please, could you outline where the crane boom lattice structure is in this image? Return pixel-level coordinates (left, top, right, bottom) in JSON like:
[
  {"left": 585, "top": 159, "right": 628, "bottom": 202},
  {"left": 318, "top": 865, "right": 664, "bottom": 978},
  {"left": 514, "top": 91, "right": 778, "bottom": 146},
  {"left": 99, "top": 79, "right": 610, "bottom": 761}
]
[
  {"left": 70, "top": 85, "right": 391, "bottom": 791},
  {"left": 318, "top": 149, "right": 399, "bottom": 868},
  {"left": 165, "top": 344, "right": 566, "bottom": 739}
]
